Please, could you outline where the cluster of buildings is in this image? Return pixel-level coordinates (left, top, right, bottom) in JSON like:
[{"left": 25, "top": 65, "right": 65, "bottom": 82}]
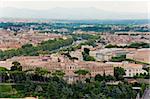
[
  {"left": 89, "top": 48, "right": 136, "bottom": 62},
  {"left": 0, "top": 45, "right": 149, "bottom": 83},
  {"left": 0, "top": 21, "right": 149, "bottom": 83},
  {"left": 106, "top": 61, "right": 147, "bottom": 77},
  {"left": 69, "top": 46, "right": 149, "bottom": 77},
  {"left": 126, "top": 49, "right": 150, "bottom": 64},
  {"left": 103, "top": 34, "right": 150, "bottom": 45},
  {"left": 115, "top": 32, "right": 150, "bottom": 36},
  {"left": 70, "top": 45, "right": 149, "bottom": 63},
  {"left": 0, "top": 29, "right": 64, "bottom": 51},
  {"left": 0, "top": 54, "right": 113, "bottom": 83}
]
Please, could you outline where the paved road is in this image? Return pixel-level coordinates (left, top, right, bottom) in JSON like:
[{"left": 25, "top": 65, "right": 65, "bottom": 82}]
[{"left": 142, "top": 88, "right": 150, "bottom": 99}]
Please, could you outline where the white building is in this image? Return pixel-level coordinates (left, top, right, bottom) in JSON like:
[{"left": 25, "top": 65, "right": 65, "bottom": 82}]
[
  {"left": 70, "top": 50, "right": 83, "bottom": 61},
  {"left": 106, "top": 61, "right": 147, "bottom": 77},
  {"left": 124, "top": 63, "right": 147, "bottom": 77}
]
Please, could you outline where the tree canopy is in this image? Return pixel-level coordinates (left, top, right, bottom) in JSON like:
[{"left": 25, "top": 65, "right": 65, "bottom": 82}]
[
  {"left": 82, "top": 48, "right": 96, "bottom": 61},
  {"left": 0, "top": 38, "right": 73, "bottom": 60},
  {"left": 114, "top": 67, "right": 126, "bottom": 80}
]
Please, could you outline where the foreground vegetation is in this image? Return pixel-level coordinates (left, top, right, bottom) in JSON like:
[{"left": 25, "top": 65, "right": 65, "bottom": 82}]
[
  {"left": 0, "top": 62, "right": 148, "bottom": 99},
  {"left": 0, "top": 79, "right": 138, "bottom": 99}
]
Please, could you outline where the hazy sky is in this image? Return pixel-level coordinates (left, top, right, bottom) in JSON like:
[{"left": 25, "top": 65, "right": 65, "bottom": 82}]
[{"left": 0, "top": 0, "right": 149, "bottom": 13}]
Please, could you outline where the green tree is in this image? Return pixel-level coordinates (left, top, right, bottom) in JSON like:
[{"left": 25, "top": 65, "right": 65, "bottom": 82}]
[
  {"left": 52, "top": 70, "right": 65, "bottom": 78},
  {"left": 21, "top": 44, "right": 33, "bottom": 49},
  {"left": 111, "top": 87, "right": 122, "bottom": 98},
  {"left": 0, "top": 38, "right": 74, "bottom": 60},
  {"left": 105, "top": 44, "right": 118, "bottom": 48},
  {"left": 34, "top": 67, "right": 49, "bottom": 76},
  {"left": 99, "top": 81, "right": 110, "bottom": 96},
  {"left": 82, "top": 48, "right": 96, "bottom": 61},
  {"left": 95, "top": 74, "right": 103, "bottom": 82},
  {"left": 34, "top": 67, "right": 50, "bottom": 81},
  {"left": 10, "top": 61, "right": 22, "bottom": 71},
  {"left": 9, "top": 61, "right": 24, "bottom": 83},
  {"left": 105, "top": 75, "right": 115, "bottom": 81},
  {"left": 75, "top": 69, "right": 90, "bottom": 76},
  {"left": 46, "top": 81, "right": 58, "bottom": 99},
  {"left": 0, "top": 67, "right": 8, "bottom": 83},
  {"left": 84, "top": 48, "right": 90, "bottom": 54},
  {"left": 111, "top": 55, "right": 126, "bottom": 62},
  {"left": 114, "top": 67, "right": 125, "bottom": 80},
  {"left": 74, "top": 69, "right": 90, "bottom": 80}
]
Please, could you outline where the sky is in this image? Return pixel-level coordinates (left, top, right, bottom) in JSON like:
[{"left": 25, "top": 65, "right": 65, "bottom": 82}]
[
  {"left": 0, "top": 0, "right": 149, "bottom": 19},
  {"left": 0, "top": 0, "right": 148, "bottom": 13}
]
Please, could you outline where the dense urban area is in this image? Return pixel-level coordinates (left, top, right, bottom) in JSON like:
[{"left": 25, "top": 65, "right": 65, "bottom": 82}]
[{"left": 0, "top": 19, "right": 149, "bottom": 99}]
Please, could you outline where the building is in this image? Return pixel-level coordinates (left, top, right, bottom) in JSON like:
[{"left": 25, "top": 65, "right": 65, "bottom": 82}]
[
  {"left": 81, "top": 45, "right": 94, "bottom": 51},
  {"left": 70, "top": 49, "right": 83, "bottom": 61},
  {"left": 0, "top": 54, "right": 114, "bottom": 83},
  {"left": 0, "top": 29, "right": 64, "bottom": 51},
  {"left": 126, "top": 49, "right": 150, "bottom": 64},
  {"left": 124, "top": 63, "right": 147, "bottom": 77},
  {"left": 89, "top": 48, "right": 136, "bottom": 62},
  {"left": 106, "top": 61, "right": 147, "bottom": 77},
  {"left": 104, "top": 34, "right": 150, "bottom": 45}
]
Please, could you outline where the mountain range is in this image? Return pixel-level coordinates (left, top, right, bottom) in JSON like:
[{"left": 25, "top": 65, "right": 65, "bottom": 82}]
[{"left": 0, "top": 7, "right": 148, "bottom": 20}]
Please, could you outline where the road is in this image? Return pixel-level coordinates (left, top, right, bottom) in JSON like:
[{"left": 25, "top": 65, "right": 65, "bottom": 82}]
[{"left": 142, "top": 88, "right": 150, "bottom": 99}]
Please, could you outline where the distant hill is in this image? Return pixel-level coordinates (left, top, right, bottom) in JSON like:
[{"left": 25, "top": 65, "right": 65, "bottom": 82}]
[
  {"left": 0, "top": 7, "right": 148, "bottom": 20},
  {"left": 54, "top": 19, "right": 149, "bottom": 25}
]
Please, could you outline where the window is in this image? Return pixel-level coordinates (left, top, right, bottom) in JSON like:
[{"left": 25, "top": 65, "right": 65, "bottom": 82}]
[
  {"left": 129, "top": 69, "right": 131, "bottom": 72},
  {"left": 129, "top": 73, "right": 131, "bottom": 76}
]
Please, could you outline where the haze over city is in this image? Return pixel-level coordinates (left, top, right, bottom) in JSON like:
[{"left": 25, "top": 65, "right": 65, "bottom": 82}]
[{"left": 0, "top": 0, "right": 149, "bottom": 19}]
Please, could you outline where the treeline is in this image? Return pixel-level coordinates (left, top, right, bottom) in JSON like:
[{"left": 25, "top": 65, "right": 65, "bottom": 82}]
[
  {"left": 110, "top": 55, "right": 150, "bottom": 65},
  {"left": 0, "top": 38, "right": 73, "bottom": 60},
  {"left": 74, "top": 26, "right": 112, "bottom": 32},
  {"left": 105, "top": 42, "right": 149, "bottom": 48},
  {"left": 71, "top": 34, "right": 100, "bottom": 41},
  {"left": 61, "top": 34, "right": 100, "bottom": 52},
  {"left": 0, "top": 63, "right": 138, "bottom": 99},
  {"left": 72, "top": 34, "right": 100, "bottom": 48},
  {"left": 111, "top": 55, "right": 126, "bottom": 62},
  {"left": 82, "top": 48, "right": 96, "bottom": 61},
  {"left": 0, "top": 78, "right": 137, "bottom": 99}
]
